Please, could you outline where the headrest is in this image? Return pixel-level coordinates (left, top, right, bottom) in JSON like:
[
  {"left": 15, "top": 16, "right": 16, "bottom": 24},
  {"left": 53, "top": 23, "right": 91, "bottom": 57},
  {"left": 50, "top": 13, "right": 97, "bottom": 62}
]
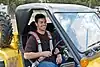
[{"left": 30, "top": 21, "right": 37, "bottom": 31}]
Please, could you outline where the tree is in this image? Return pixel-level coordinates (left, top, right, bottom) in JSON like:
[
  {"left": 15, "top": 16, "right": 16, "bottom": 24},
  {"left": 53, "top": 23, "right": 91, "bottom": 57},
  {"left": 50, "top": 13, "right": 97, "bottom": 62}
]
[
  {"left": 24, "top": 0, "right": 40, "bottom": 3},
  {"left": 48, "top": 0, "right": 100, "bottom": 7}
]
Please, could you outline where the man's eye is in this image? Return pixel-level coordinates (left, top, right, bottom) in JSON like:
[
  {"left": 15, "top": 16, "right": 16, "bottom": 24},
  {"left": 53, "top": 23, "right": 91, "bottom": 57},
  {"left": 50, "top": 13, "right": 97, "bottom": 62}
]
[
  {"left": 39, "top": 21, "right": 43, "bottom": 24},
  {"left": 41, "top": 21, "right": 46, "bottom": 24}
]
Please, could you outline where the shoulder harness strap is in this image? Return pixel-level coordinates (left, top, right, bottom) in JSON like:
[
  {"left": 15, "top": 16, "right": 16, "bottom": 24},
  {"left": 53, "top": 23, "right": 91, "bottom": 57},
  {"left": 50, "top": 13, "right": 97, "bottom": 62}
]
[
  {"left": 28, "top": 31, "right": 54, "bottom": 63},
  {"left": 29, "top": 31, "right": 54, "bottom": 52},
  {"left": 46, "top": 31, "right": 54, "bottom": 52},
  {"left": 28, "top": 31, "right": 42, "bottom": 52}
]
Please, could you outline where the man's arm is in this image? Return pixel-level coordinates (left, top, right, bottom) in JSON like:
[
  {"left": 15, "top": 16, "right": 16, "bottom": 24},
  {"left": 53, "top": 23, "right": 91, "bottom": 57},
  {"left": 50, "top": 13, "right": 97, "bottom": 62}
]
[
  {"left": 24, "top": 52, "right": 42, "bottom": 59},
  {"left": 24, "top": 36, "right": 52, "bottom": 59},
  {"left": 24, "top": 51, "right": 52, "bottom": 59}
]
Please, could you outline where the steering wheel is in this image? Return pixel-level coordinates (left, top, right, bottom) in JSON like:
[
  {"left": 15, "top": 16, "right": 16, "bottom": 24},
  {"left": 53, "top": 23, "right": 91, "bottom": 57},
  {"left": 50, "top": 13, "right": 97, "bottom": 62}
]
[{"left": 52, "top": 39, "right": 65, "bottom": 55}]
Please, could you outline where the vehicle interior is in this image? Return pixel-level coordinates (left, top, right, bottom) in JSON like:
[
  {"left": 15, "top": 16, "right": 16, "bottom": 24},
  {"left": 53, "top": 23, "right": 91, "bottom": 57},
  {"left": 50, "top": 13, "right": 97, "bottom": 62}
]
[
  {"left": 22, "top": 10, "right": 55, "bottom": 50},
  {"left": 21, "top": 9, "right": 75, "bottom": 67},
  {"left": 21, "top": 10, "right": 57, "bottom": 66}
]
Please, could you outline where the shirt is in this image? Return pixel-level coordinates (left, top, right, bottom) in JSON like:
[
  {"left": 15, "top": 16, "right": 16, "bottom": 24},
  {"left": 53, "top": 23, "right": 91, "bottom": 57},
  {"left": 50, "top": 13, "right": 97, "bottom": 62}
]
[{"left": 25, "top": 31, "right": 56, "bottom": 63}]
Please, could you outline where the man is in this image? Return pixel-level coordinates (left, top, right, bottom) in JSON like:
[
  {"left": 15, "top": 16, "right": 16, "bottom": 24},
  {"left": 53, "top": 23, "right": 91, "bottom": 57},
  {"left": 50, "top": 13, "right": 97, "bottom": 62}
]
[{"left": 24, "top": 14, "right": 62, "bottom": 67}]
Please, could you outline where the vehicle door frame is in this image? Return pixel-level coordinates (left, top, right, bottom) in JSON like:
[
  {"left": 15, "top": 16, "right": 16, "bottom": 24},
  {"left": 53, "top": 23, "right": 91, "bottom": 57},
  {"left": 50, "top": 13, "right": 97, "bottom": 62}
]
[{"left": 46, "top": 11, "right": 82, "bottom": 65}]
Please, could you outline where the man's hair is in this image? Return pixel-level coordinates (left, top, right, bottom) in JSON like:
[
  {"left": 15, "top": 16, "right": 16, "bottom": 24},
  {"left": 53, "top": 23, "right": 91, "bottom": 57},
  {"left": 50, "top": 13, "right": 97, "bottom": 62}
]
[{"left": 35, "top": 14, "right": 46, "bottom": 23}]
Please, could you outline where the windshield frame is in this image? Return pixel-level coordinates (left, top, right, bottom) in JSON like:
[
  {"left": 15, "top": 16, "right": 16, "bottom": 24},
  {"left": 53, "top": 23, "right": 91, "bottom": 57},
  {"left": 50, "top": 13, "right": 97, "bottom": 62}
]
[
  {"left": 53, "top": 12, "right": 100, "bottom": 53},
  {"left": 50, "top": 11, "right": 81, "bottom": 63}
]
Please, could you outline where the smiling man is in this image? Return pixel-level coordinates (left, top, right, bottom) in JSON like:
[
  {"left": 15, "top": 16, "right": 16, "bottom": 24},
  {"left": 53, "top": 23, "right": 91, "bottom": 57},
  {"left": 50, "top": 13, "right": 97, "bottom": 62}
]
[{"left": 24, "top": 14, "right": 62, "bottom": 67}]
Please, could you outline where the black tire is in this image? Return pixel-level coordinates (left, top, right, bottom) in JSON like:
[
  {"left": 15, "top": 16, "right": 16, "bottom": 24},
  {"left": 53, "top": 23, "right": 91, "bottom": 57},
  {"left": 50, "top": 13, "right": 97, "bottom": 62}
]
[{"left": 0, "top": 12, "right": 13, "bottom": 48}]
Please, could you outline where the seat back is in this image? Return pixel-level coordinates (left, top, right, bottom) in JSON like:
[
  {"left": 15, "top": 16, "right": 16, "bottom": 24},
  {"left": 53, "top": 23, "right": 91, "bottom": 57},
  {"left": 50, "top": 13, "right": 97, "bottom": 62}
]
[
  {"left": 30, "top": 21, "right": 37, "bottom": 31},
  {"left": 22, "top": 21, "right": 36, "bottom": 50},
  {"left": 22, "top": 21, "right": 37, "bottom": 67}
]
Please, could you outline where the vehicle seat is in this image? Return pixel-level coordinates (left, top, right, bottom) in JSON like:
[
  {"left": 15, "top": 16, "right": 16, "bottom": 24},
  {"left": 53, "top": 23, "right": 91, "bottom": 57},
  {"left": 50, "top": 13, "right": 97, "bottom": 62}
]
[
  {"left": 22, "top": 22, "right": 58, "bottom": 67},
  {"left": 46, "top": 23, "right": 55, "bottom": 33},
  {"left": 22, "top": 21, "right": 37, "bottom": 67},
  {"left": 22, "top": 21, "right": 36, "bottom": 50},
  {"left": 30, "top": 21, "right": 37, "bottom": 31},
  {"left": 22, "top": 21, "right": 56, "bottom": 50},
  {"left": 22, "top": 25, "right": 30, "bottom": 50}
]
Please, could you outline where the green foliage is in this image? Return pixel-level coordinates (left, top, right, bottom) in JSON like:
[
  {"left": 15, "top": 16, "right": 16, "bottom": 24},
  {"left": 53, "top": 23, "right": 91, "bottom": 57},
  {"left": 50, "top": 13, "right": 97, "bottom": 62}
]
[
  {"left": 24, "top": 0, "right": 40, "bottom": 3},
  {"left": 48, "top": 0, "right": 100, "bottom": 7},
  {"left": 0, "top": 0, "right": 100, "bottom": 8}
]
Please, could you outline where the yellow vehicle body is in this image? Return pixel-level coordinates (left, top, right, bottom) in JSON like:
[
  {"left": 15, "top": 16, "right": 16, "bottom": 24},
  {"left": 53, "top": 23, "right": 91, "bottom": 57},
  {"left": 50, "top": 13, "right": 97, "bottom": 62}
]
[
  {"left": 87, "top": 57, "right": 100, "bottom": 67},
  {"left": 81, "top": 52, "right": 100, "bottom": 67},
  {"left": 87, "top": 52, "right": 100, "bottom": 67},
  {"left": 0, "top": 32, "right": 24, "bottom": 67}
]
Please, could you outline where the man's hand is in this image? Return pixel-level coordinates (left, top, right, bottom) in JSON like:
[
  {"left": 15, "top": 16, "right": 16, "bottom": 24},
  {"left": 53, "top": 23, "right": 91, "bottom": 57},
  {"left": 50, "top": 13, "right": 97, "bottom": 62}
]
[
  {"left": 54, "top": 48, "right": 62, "bottom": 64},
  {"left": 56, "top": 54, "right": 62, "bottom": 64},
  {"left": 41, "top": 51, "right": 52, "bottom": 57},
  {"left": 54, "top": 48, "right": 60, "bottom": 55}
]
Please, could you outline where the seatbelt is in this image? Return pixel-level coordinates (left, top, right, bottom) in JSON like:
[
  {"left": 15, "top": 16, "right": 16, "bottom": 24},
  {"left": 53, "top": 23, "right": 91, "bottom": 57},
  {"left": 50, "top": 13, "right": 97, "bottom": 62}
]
[
  {"left": 29, "top": 31, "right": 53, "bottom": 52},
  {"left": 28, "top": 31, "right": 54, "bottom": 67},
  {"left": 28, "top": 31, "right": 43, "bottom": 67},
  {"left": 28, "top": 31, "right": 42, "bottom": 52},
  {"left": 46, "top": 31, "right": 53, "bottom": 52}
]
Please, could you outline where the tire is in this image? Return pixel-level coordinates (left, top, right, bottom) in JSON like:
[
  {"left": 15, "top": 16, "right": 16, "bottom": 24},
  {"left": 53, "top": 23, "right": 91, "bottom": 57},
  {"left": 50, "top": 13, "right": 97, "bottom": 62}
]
[{"left": 0, "top": 12, "right": 13, "bottom": 48}]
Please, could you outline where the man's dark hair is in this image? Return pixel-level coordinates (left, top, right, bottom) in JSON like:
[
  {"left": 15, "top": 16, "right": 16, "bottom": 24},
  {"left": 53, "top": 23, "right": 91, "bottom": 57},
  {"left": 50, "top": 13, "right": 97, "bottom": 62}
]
[{"left": 35, "top": 14, "right": 46, "bottom": 23}]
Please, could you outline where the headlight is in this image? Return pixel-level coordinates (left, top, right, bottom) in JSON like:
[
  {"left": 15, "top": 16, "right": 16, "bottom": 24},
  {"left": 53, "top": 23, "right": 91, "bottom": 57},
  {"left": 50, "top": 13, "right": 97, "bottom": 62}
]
[{"left": 80, "top": 57, "right": 89, "bottom": 67}]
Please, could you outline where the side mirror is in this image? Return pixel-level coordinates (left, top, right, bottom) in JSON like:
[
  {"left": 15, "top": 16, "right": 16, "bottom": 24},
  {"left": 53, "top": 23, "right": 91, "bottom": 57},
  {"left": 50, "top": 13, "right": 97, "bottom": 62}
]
[{"left": 60, "top": 62, "right": 75, "bottom": 67}]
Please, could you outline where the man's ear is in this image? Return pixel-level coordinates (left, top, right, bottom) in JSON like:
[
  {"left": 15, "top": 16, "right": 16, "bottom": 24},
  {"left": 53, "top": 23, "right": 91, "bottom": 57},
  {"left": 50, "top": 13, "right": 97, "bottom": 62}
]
[{"left": 35, "top": 22, "right": 37, "bottom": 27}]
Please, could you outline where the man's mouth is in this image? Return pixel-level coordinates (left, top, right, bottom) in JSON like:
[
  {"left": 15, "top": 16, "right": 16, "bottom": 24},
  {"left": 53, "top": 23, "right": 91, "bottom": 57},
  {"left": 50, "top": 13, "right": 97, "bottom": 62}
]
[{"left": 41, "top": 25, "right": 46, "bottom": 27}]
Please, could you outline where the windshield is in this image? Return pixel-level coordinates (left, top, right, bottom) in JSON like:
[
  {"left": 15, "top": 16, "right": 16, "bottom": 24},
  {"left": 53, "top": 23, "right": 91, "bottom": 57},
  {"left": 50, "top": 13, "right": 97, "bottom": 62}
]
[{"left": 54, "top": 12, "right": 100, "bottom": 52}]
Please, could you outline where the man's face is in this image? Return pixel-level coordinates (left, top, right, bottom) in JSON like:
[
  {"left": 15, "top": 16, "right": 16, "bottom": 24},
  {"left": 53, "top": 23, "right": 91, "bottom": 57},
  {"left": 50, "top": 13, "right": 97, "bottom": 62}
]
[{"left": 35, "top": 18, "right": 47, "bottom": 31}]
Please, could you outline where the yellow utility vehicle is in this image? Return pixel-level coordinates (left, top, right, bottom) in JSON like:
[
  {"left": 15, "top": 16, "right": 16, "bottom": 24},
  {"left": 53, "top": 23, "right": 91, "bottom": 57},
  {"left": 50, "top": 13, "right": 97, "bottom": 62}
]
[
  {"left": 0, "top": 3, "right": 100, "bottom": 67},
  {"left": 0, "top": 11, "right": 24, "bottom": 67}
]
